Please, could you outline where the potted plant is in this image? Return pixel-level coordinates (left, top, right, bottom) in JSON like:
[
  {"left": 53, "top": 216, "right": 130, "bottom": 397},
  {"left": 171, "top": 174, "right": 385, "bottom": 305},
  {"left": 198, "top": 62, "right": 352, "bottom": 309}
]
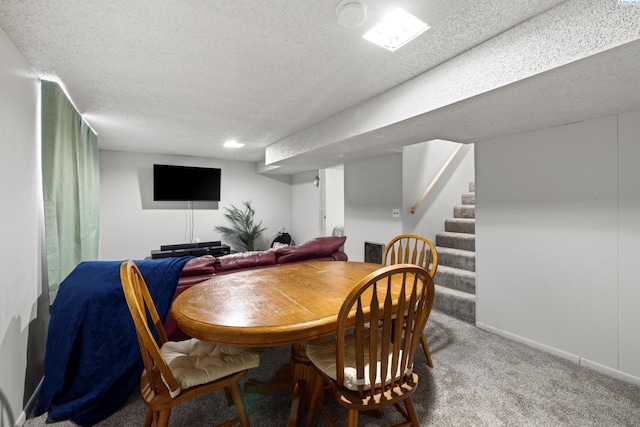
[{"left": 214, "top": 201, "right": 266, "bottom": 252}]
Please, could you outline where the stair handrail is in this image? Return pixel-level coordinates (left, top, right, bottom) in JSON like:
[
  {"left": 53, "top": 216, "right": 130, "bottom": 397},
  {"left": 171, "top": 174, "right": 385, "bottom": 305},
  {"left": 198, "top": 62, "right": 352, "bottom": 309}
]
[{"left": 410, "top": 144, "right": 463, "bottom": 214}]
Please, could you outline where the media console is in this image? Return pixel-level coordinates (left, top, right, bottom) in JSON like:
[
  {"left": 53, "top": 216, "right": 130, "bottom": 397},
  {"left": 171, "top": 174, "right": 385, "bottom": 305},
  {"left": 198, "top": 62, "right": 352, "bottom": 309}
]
[{"left": 151, "top": 241, "right": 231, "bottom": 259}]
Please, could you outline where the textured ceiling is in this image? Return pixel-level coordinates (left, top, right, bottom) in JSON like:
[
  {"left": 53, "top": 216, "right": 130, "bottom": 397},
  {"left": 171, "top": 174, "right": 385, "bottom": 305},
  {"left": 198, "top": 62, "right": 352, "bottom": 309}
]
[{"left": 1, "top": 0, "right": 638, "bottom": 175}]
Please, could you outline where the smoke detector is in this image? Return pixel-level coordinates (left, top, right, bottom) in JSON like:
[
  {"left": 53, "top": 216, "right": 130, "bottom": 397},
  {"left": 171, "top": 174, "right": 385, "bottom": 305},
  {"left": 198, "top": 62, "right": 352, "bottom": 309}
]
[{"left": 336, "top": 0, "right": 367, "bottom": 28}]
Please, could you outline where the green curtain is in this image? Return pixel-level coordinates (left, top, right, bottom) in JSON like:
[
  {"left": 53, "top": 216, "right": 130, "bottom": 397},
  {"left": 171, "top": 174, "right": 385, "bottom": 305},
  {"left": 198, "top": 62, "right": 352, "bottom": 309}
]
[{"left": 41, "top": 80, "right": 100, "bottom": 303}]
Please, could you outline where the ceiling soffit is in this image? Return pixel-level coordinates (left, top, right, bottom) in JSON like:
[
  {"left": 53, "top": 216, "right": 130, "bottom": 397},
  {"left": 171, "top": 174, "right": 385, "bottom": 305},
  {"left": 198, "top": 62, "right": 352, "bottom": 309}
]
[{"left": 264, "top": 0, "right": 640, "bottom": 174}]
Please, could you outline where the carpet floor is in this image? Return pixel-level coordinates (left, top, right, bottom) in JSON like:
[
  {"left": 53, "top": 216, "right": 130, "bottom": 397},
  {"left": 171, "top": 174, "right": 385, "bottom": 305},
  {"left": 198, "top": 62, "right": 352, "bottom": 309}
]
[{"left": 25, "top": 311, "right": 640, "bottom": 426}]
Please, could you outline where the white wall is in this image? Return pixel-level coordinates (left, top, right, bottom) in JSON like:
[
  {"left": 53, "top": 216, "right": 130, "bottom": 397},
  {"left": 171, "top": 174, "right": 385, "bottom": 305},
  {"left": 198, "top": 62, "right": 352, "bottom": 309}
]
[
  {"left": 344, "top": 154, "right": 403, "bottom": 262},
  {"left": 617, "top": 111, "right": 640, "bottom": 378},
  {"left": 475, "top": 112, "right": 640, "bottom": 381},
  {"left": 290, "top": 170, "right": 321, "bottom": 245},
  {"left": 0, "top": 27, "right": 46, "bottom": 426},
  {"left": 403, "top": 140, "right": 475, "bottom": 241},
  {"left": 99, "top": 150, "right": 292, "bottom": 259}
]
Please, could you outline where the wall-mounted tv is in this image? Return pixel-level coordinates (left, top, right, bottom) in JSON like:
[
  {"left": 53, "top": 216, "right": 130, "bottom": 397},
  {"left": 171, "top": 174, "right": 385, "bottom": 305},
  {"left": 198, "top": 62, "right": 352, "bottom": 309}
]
[{"left": 153, "top": 164, "right": 221, "bottom": 201}]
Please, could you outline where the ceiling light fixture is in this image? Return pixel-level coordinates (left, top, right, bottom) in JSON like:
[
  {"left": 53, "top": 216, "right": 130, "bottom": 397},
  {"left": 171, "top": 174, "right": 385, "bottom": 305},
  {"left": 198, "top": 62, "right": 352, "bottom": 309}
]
[
  {"left": 224, "top": 140, "right": 244, "bottom": 148},
  {"left": 363, "top": 8, "right": 430, "bottom": 52},
  {"left": 336, "top": 0, "right": 367, "bottom": 28}
]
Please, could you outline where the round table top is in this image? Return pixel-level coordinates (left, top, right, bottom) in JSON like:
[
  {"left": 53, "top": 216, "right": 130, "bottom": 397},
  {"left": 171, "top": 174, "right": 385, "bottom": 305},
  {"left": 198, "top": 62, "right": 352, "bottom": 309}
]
[{"left": 171, "top": 261, "right": 384, "bottom": 347}]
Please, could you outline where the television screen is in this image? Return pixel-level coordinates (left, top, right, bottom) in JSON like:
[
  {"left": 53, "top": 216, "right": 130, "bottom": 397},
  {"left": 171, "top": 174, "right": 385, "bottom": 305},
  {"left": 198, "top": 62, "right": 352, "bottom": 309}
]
[{"left": 153, "top": 164, "right": 221, "bottom": 201}]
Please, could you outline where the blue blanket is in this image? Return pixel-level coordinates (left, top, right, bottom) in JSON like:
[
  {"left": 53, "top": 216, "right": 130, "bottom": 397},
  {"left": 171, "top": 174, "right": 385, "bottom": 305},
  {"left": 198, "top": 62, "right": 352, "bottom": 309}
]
[{"left": 33, "top": 257, "right": 191, "bottom": 426}]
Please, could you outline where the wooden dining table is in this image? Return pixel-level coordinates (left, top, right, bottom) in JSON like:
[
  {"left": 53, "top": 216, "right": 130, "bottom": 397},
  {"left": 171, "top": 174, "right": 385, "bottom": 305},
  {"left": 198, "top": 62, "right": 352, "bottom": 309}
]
[{"left": 170, "top": 260, "right": 386, "bottom": 423}]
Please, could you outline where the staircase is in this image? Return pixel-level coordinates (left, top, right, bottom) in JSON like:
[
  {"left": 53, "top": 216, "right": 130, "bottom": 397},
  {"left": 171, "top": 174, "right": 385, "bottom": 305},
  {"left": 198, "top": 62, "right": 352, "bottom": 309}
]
[{"left": 433, "top": 182, "right": 476, "bottom": 323}]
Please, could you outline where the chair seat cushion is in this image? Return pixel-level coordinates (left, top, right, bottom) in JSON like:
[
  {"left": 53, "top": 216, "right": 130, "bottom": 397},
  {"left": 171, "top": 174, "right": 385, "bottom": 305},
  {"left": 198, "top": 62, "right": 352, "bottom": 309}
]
[
  {"left": 306, "top": 334, "right": 409, "bottom": 391},
  {"left": 161, "top": 338, "right": 260, "bottom": 396}
]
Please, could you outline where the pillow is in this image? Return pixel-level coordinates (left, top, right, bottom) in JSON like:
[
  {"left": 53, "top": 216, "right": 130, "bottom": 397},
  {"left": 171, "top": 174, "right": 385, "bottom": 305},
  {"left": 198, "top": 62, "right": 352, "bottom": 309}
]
[
  {"left": 214, "top": 251, "right": 277, "bottom": 273},
  {"left": 275, "top": 236, "right": 346, "bottom": 264}
]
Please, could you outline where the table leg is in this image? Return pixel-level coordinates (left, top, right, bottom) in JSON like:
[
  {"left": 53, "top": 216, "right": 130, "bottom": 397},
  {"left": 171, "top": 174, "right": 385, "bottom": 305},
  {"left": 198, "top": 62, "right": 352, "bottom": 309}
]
[
  {"left": 244, "top": 363, "right": 292, "bottom": 394},
  {"left": 290, "top": 342, "right": 314, "bottom": 391},
  {"left": 287, "top": 379, "right": 306, "bottom": 427},
  {"left": 243, "top": 342, "right": 316, "bottom": 426},
  {"left": 244, "top": 342, "right": 314, "bottom": 395}
]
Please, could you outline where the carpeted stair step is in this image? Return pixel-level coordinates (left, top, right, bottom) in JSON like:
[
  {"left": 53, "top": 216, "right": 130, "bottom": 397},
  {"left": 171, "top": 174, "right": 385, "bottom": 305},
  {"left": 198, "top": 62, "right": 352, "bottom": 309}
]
[
  {"left": 461, "top": 192, "right": 475, "bottom": 205},
  {"left": 433, "top": 181, "right": 477, "bottom": 324},
  {"left": 453, "top": 205, "right": 475, "bottom": 219},
  {"left": 433, "top": 285, "right": 476, "bottom": 324},
  {"left": 444, "top": 218, "right": 475, "bottom": 234},
  {"left": 436, "top": 231, "right": 475, "bottom": 251},
  {"left": 436, "top": 247, "right": 475, "bottom": 272},
  {"left": 434, "top": 265, "right": 476, "bottom": 294}
]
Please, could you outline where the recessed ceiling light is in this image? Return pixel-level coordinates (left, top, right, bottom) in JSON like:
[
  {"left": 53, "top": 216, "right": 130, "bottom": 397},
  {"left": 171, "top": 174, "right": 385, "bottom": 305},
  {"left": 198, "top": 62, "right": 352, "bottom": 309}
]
[
  {"left": 363, "top": 8, "right": 430, "bottom": 52},
  {"left": 224, "top": 140, "right": 244, "bottom": 148}
]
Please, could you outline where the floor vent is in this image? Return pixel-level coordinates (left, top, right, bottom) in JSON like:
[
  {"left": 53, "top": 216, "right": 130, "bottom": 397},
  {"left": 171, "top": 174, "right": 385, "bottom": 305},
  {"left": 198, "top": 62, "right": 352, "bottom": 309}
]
[{"left": 364, "top": 241, "right": 384, "bottom": 264}]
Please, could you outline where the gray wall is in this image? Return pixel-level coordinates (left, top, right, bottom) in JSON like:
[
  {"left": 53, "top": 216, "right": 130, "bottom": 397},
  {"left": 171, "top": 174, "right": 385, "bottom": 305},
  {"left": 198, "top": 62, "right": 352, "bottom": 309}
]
[
  {"left": 99, "top": 150, "right": 292, "bottom": 259},
  {"left": 403, "top": 140, "right": 475, "bottom": 242},
  {"left": 345, "top": 140, "right": 475, "bottom": 263},
  {"left": 0, "top": 27, "right": 47, "bottom": 425},
  {"left": 344, "top": 154, "right": 403, "bottom": 262},
  {"left": 475, "top": 112, "right": 640, "bottom": 382}
]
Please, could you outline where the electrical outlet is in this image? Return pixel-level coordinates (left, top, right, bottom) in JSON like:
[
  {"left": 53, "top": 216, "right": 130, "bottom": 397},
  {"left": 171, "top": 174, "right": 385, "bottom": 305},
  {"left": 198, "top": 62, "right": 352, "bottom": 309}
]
[{"left": 392, "top": 209, "right": 400, "bottom": 218}]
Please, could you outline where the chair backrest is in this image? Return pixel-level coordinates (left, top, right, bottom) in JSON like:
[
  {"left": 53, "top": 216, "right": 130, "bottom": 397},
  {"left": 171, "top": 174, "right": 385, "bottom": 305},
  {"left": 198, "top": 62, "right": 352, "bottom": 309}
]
[
  {"left": 334, "top": 264, "right": 434, "bottom": 397},
  {"left": 120, "top": 260, "right": 181, "bottom": 396},
  {"left": 383, "top": 234, "right": 438, "bottom": 277}
]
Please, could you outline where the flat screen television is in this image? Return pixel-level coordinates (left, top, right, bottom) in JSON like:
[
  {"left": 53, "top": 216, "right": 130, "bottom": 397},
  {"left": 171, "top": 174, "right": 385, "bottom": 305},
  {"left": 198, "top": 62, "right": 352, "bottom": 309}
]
[{"left": 153, "top": 164, "right": 221, "bottom": 201}]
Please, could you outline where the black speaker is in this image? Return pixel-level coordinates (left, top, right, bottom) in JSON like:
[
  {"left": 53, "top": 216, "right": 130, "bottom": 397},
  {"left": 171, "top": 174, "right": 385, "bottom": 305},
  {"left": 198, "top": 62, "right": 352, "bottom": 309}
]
[{"left": 160, "top": 241, "right": 222, "bottom": 251}]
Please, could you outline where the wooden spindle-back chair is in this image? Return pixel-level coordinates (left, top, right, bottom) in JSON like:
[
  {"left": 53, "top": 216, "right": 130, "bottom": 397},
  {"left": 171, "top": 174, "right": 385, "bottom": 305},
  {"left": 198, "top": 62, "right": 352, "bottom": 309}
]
[
  {"left": 120, "top": 260, "right": 259, "bottom": 427},
  {"left": 383, "top": 234, "right": 438, "bottom": 367},
  {"left": 305, "top": 264, "right": 434, "bottom": 427}
]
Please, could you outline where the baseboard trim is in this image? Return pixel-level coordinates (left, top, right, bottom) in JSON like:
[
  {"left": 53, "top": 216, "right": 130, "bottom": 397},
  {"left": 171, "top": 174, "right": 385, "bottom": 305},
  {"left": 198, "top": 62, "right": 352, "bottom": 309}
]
[
  {"left": 476, "top": 322, "right": 580, "bottom": 363},
  {"left": 476, "top": 322, "right": 640, "bottom": 386},
  {"left": 580, "top": 358, "right": 640, "bottom": 386},
  {"left": 15, "top": 377, "right": 43, "bottom": 427},
  {"left": 14, "top": 411, "right": 26, "bottom": 427}
]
